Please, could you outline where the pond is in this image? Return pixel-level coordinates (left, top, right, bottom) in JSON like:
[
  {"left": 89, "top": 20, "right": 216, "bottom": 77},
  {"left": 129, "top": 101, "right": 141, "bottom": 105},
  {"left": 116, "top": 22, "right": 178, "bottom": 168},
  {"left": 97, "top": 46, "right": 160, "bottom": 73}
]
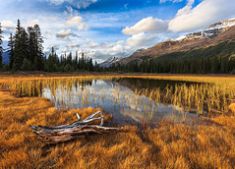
[{"left": 39, "top": 78, "right": 202, "bottom": 125}]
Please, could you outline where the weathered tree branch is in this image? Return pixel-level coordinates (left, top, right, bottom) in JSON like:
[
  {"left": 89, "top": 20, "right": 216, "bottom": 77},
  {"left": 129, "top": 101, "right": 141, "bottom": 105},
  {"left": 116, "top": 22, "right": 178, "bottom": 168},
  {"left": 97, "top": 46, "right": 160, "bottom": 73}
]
[{"left": 31, "top": 111, "right": 121, "bottom": 144}]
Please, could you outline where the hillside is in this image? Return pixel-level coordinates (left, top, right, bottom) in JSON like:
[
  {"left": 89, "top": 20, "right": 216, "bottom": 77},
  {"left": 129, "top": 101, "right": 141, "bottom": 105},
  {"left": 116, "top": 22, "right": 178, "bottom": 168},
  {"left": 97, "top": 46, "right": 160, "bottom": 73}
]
[
  {"left": 119, "top": 18, "right": 235, "bottom": 65},
  {"left": 99, "top": 57, "right": 122, "bottom": 68}
]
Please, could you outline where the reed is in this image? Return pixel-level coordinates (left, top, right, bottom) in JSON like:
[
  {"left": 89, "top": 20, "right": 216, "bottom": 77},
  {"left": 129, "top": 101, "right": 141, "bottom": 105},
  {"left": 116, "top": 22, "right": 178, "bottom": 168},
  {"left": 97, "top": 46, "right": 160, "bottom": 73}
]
[
  {"left": 1, "top": 74, "right": 235, "bottom": 168},
  {"left": 0, "top": 74, "right": 235, "bottom": 115}
]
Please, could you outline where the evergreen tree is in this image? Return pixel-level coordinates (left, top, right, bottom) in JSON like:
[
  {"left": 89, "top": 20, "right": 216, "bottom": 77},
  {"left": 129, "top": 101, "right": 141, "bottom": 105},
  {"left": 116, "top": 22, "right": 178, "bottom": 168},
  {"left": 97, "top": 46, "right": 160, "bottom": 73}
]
[
  {"left": 13, "top": 19, "right": 28, "bottom": 70},
  {"left": 45, "top": 47, "right": 59, "bottom": 72},
  {"left": 27, "top": 25, "right": 43, "bottom": 70},
  {"left": 8, "top": 33, "right": 14, "bottom": 69},
  {"left": 20, "top": 28, "right": 29, "bottom": 70},
  {"left": 21, "top": 58, "right": 32, "bottom": 70},
  {"left": 34, "top": 24, "right": 44, "bottom": 70},
  {"left": 27, "top": 26, "right": 36, "bottom": 66}
]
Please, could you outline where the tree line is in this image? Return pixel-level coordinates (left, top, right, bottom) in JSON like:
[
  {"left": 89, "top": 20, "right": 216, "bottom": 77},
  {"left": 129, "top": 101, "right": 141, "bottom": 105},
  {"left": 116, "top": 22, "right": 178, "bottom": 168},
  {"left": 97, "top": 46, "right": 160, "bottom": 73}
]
[
  {"left": 0, "top": 20, "right": 234, "bottom": 74},
  {"left": 110, "top": 56, "right": 235, "bottom": 74},
  {"left": 0, "top": 20, "right": 95, "bottom": 72},
  {"left": 108, "top": 40, "right": 235, "bottom": 74},
  {"left": 1, "top": 20, "right": 44, "bottom": 71},
  {"left": 44, "top": 47, "right": 95, "bottom": 72}
]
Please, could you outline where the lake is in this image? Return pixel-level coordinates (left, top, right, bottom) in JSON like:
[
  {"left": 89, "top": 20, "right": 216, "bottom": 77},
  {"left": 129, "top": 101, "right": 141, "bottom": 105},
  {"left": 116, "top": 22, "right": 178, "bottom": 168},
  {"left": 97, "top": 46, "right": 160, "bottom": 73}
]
[{"left": 38, "top": 78, "right": 201, "bottom": 125}]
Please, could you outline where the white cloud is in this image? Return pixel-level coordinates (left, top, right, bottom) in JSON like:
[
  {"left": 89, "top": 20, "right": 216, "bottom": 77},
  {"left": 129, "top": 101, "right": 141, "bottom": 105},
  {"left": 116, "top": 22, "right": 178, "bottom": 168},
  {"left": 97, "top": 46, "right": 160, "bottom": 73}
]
[
  {"left": 122, "top": 17, "right": 168, "bottom": 35},
  {"left": 122, "top": 16, "right": 171, "bottom": 51},
  {"left": 76, "top": 0, "right": 97, "bottom": 9},
  {"left": 169, "top": 0, "right": 235, "bottom": 32},
  {"left": 126, "top": 32, "right": 158, "bottom": 48},
  {"left": 26, "top": 19, "right": 40, "bottom": 27},
  {"left": 56, "top": 29, "right": 72, "bottom": 38},
  {"left": 49, "top": 0, "right": 70, "bottom": 5},
  {"left": 160, "top": 0, "right": 183, "bottom": 3},
  {"left": 1, "top": 20, "right": 15, "bottom": 30},
  {"left": 48, "top": 0, "right": 97, "bottom": 9},
  {"left": 66, "top": 16, "right": 88, "bottom": 30}
]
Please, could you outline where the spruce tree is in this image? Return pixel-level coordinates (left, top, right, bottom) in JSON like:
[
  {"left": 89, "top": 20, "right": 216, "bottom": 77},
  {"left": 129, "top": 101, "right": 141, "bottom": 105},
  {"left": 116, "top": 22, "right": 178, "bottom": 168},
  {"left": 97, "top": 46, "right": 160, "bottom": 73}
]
[
  {"left": 8, "top": 33, "right": 14, "bottom": 69},
  {"left": 34, "top": 24, "right": 44, "bottom": 70},
  {"left": 13, "top": 19, "right": 25, "bottom": 70},
  {"left": 27, "top": 26, "right": 36, "bottom": 65},
  {"left": 20, "top": 28, "right": 29, "bottom": 70},
  {"left": 46, "top": 47, "right": 58, "bottom": 72}
]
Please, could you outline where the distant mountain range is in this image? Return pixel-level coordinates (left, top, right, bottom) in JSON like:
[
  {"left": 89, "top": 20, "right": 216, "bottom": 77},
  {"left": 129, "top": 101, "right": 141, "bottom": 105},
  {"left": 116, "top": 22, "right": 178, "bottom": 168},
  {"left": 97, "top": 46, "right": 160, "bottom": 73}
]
[
  {"left": 2, "top": 50, "right": 9, "bottom": 65},
  {"left": 3, "top": 18, "right": 235, "bottom": 69},
  {"left": 114, "top": 18, "right": 235, "bottom": 66},
  {"left": 99, "top": 56, "right": 123, "bottom": 68}
]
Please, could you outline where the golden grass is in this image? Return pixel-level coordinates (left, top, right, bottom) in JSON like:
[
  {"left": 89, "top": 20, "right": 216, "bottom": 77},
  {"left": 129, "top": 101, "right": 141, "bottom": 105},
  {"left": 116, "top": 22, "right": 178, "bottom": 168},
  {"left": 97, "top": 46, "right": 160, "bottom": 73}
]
[
  {"left": 1, "top": 73, "right": 235, "bottom": 115},
  {"left": 229, "top": 103, "right": 235, "bottom": 114},
  {"left": 0, "top": 74, "right": 235, "bottom": 168}
]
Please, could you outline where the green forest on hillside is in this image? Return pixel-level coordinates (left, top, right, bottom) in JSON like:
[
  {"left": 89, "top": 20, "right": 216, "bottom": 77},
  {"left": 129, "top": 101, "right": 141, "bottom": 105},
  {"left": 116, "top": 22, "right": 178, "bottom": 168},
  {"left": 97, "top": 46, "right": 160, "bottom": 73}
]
[{"left": 111, "top": 40, "right": 235, "bottom": 74}]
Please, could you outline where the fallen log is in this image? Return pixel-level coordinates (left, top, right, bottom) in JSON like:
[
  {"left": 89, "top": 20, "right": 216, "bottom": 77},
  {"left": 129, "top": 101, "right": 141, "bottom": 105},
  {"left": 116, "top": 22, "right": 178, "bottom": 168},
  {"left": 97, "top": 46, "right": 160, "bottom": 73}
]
[{"left": 31, "top": 111, "right": 121, "bottom": 144}]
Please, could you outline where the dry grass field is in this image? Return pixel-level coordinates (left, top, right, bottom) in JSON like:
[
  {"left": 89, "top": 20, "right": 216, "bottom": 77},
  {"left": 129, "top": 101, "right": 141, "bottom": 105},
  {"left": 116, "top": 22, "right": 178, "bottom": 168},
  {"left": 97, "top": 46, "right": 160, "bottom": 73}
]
[{"left": 0, "top": 74, "right": 235, "bottom": 169}]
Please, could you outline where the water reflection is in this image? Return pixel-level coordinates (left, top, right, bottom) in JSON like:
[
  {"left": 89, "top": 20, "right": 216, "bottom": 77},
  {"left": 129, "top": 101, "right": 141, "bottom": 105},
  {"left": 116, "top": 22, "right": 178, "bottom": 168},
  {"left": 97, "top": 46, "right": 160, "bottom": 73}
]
[{"left": 42, "top": 79, "right": 199, "bottom": 125}]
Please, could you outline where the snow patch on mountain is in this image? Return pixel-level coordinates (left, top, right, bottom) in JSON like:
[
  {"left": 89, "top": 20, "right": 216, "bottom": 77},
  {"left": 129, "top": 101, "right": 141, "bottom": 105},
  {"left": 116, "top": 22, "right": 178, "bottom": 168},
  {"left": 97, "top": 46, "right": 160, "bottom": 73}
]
[{"left": 99, "top": 57, "right": 123, "bottom": 68}]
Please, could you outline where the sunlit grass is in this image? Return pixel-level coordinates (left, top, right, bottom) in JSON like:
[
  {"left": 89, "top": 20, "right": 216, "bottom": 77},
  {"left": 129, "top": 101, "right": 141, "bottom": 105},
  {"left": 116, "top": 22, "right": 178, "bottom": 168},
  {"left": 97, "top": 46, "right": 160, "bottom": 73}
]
[
  {"left": 1, "top": 74, "right": 235, "bottom": 115},
  {"left": 0, "top": 74, "right": 235, "bottom": 168}
]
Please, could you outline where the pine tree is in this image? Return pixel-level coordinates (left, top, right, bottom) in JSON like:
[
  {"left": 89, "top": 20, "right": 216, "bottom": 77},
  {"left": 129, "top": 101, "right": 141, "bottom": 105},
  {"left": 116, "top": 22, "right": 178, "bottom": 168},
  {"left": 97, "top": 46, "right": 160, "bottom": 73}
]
[
  {"left": 27, "top": 26, "right": 36, "bottom": 65},
  {"left": 0, "top": 23, "right": 3, "bottom": 68},
  {"left": 8, "top": 33, "right": 14, "bottom": 69},
  {"left": 46, "top": 47, "right": 59, "bottom": 72},
  {"left": 34, "top": 24, "right": 44, "bottom": 70},
  {"left": 20, "top": 28, "right": 29, "bottom": 70},
  {"left": 13, "top": 19, "right": 26, "bottom": 70}
]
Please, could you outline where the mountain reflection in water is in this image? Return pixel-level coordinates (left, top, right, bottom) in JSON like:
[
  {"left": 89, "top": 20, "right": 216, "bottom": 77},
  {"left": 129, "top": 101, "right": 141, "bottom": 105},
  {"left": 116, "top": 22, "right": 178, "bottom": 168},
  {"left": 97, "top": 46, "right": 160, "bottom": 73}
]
[{"left": 42, "top": 78, "right": 201, "bottom": 125}]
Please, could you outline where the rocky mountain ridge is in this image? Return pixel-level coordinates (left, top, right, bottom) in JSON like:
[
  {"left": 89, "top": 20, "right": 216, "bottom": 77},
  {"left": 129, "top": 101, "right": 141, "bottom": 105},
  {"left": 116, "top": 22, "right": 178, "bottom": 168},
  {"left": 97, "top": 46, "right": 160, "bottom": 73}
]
[{"left": 118, "top": 18, "right": 235, "bottom": 65}]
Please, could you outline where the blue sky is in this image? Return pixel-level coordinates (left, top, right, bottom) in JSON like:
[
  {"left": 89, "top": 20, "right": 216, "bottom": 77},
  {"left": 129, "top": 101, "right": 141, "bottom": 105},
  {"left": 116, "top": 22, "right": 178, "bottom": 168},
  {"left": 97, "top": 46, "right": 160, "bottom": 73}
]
[{"left": 0, "top": 0, "right": 234, "bottom": 62}]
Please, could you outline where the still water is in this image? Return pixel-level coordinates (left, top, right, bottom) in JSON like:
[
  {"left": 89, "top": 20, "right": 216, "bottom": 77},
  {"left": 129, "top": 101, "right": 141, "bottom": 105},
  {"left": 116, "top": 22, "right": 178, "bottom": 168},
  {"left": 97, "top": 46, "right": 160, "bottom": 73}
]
[{"left": 41, "top": 78, "right": 199, "bottom": 125}]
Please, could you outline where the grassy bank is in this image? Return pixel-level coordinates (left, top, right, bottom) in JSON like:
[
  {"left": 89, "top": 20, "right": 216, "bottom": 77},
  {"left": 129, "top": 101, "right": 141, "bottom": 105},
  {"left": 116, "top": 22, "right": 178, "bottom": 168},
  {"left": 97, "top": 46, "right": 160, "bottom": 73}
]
[
  {"left": 1, "top": 74, "right": 235, "bottom": 115},
  {"left": 0, "top": 74, "right": 235, "bottom": 168}
]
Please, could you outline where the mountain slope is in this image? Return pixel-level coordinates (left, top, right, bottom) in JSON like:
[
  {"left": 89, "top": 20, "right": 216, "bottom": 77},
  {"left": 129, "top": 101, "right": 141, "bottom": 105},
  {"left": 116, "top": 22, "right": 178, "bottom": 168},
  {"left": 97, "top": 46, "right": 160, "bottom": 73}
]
[
  {"left": 119, "top": 18, "right": 235, "bottom": 65},
  {"left": 119, "top": 40, "right": 235, "bottom": 74},
  {"left": 99, "top": 57, "right": 122, "bottom": 68}
]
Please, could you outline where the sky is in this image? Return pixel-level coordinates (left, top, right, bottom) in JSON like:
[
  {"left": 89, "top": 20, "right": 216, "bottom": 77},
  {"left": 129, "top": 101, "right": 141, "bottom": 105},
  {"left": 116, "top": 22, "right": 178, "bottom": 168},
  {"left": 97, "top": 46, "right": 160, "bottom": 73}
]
[{"left": 0, "top": 0, "right": 235, "bottom": 62}]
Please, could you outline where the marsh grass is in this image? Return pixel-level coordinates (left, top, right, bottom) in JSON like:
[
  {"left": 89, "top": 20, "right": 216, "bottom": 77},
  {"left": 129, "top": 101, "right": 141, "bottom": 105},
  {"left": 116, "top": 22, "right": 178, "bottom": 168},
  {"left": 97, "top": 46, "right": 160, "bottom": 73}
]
[
  {"left": 1, "top": 74, "right": 234, "bottom": 116},
  {"left": 0, "top": 89, "right": 235, "bottom": 168},
  {"left": 136, "top": 82, "right": 235, "bottom": 115},
  {"left": 0, "top": 74, "right": 235, "bottom": 168}
]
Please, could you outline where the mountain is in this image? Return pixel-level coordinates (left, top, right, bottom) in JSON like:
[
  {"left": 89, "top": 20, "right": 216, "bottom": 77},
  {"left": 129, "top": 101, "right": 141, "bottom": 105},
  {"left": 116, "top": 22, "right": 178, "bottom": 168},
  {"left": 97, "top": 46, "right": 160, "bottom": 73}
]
[
  {"left": 119, "top": 18, "right": 235, "bottom": 65},
  {"left": 2, "top": 50, "right": 9, "bottom": 65},
  {"left": 99, "top": 56, "right": 123, "bottom": 68}
]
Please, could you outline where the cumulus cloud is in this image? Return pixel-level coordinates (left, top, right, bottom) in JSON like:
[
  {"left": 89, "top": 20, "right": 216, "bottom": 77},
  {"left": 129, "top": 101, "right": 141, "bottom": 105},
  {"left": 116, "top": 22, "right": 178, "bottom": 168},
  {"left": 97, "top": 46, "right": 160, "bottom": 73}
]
[
  {"left": 122, "top": 17, "right": 168, "bottom": 35},
  {"left": 56, "top": 29, "right": 79, "bottom": 38},
  {"left": 56, "top": 29, "right": 72, "bottom": 38},
  {"left": 169, "top": 0, "right": 235, "bottom": 32},
  {"left": 122, "top": 17, "right": 169, "bottom": 50},
  {"left": 126, "top": 32, "right": 158, "bottom": 48},
  {"left": 1, "top": 20, "right": 15, "bottom": 30},
  {"left": 66, "top": 16, "right": 88, "bottom": 30}
]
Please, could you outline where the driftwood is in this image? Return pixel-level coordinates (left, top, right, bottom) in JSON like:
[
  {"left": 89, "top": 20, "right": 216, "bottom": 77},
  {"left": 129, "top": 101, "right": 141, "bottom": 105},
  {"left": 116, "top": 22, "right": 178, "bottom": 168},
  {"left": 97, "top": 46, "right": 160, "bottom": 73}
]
[{"left": 31, "top": 111, "right": 121, "bottom": 144}]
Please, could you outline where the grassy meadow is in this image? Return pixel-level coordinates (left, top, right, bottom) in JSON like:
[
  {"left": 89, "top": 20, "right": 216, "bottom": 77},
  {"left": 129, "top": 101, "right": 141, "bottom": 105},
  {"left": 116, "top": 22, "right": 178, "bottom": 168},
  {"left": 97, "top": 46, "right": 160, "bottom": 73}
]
[{"left": 0, "top": 74, "right": 235, "bottom": 168}]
